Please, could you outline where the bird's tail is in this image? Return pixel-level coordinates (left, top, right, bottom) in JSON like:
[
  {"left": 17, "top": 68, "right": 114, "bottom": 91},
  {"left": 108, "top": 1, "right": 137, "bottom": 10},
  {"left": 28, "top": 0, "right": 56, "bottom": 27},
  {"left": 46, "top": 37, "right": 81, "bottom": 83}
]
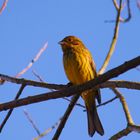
[{"left": 85, "top": 98, "right": 104, "bottom": 137}]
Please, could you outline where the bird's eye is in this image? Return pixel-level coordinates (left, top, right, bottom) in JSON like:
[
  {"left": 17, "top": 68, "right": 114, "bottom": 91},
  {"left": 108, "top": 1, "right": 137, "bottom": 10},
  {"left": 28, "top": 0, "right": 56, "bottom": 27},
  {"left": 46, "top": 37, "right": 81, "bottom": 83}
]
[{"left": 68, "top": 38, "right": 72, "bottom": 42}]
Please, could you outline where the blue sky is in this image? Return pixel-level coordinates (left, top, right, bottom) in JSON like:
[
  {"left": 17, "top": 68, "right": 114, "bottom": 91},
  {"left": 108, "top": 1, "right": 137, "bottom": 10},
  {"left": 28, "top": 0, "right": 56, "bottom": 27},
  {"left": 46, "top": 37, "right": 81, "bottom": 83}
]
[{"left": 0, "top": 0, "right": 140, "bottom": 140}]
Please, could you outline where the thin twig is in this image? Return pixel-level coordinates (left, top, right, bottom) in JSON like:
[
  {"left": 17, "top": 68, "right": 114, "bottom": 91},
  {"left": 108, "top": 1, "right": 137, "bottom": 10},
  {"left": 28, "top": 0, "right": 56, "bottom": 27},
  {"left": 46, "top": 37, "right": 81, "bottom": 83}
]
[
  {"left": 97, "top": 96, "right": 118, "bottom": 107},
  {"left": 52, "top": 94, "right": 80, "bottom": 140},
  {"left": 63, "top": 97, "right": 85, "bottom": 109},
  {"left": 0, "top": 84, "right": 26, "bottom": 132},
  {"left": 113, "top": 0, "right": 120, "bottom": 11},
  {"left": 32, "top": 70, "right": 44, "bottom": 82},
  {"left": 34, "top": 117, "right": 62, "bottom": 140},
  {"left": 0, "top": 0, "right": 8, "bottom": 14},
  {"left": 98, "top": 0, "right": 122, "bottom": 75},
  {"left": 112, "top": 0, "right": 131, "bottom": 22},
  {"left": 15, "top": 42, "right": 48, "bottom": 78},
  {"left": 83, "top": 96, "right": 118, "bottom": 111},
  {"left": 0, "top": 43, "right": 48, "bottom": 85},
  {"left": 65, "top": 96, "right": 118, "bottom": 110},
  {"left": 111, "top": 88, "right": 134, "bottom": 125},
  {"left": 124, "top": 0, "right": 131, "bottom": 22},
  {"left": 23, "top": 109, "right": 41, "bottom": 135},
  {"left": 119, "top": 0, "right": 131, "bottom": 22}
]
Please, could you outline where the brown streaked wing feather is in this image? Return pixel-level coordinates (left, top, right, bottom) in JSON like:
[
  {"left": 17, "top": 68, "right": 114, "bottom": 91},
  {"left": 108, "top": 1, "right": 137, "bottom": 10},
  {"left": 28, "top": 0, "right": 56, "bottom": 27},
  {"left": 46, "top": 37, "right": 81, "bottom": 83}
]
[{"left": 87, "top": 50, "right": 101, "bottom": 104}]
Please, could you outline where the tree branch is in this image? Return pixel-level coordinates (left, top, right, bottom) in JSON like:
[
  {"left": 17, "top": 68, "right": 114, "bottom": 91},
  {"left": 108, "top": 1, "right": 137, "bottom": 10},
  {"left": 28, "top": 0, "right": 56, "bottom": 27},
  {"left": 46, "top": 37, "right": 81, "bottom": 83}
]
[
  {"left": 110, "top": 127, "right": 131, "bottom": 140},
  {"left": 0, "top": 73, "right": 65, "bottom": 89},
  {"left": 15, "top": 42, "right": 48, "bottom": 78},
  {"left": 0, "top": 0, "right": 8, "bottom": 14},
  {"left": 0, "top": 76, "right": 140, "bottom": 92},
  {"left": 98, "top": 0, "right": 122, "bottom": 74},
  {"left": 52, "top": 94, "right": 80, "bottom": 140},
  {"left": 0, "top": 56, "right": 139, "bottom": 111},
  {"left": 111, "top": 88, "right": 134, "bottom": 125},
  {"left": 0, "top": 84, "right": 26, "bottom": 132},
  {"left": 101, "top": 80, "right": 140, "bottom": 90},
  {"left": 33, "top": 117, "right": 62, "bottom": 140},
  {"left": 110, "top": 87, "right": 140, "bottom": 139},
  {"left": 24, "top": 109, "right": 41, "bottom": 136}
]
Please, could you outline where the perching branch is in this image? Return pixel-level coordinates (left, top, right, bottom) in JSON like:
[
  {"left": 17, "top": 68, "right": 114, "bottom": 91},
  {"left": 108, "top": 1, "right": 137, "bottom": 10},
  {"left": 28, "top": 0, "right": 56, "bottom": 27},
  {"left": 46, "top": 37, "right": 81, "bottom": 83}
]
[
  {"left": 1, "top": 73, "right": 140, "bottom": 91},
  {"left": 0, "top": 56, "right": 139, "bottom": 111}
]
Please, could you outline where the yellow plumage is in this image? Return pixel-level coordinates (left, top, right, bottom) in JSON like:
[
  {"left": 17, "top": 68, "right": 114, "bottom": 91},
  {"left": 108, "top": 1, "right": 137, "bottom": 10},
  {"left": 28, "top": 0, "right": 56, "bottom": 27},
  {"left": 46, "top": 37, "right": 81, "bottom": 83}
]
[{"left": 59, "top": 36, "right": 104, "bottom": 137}]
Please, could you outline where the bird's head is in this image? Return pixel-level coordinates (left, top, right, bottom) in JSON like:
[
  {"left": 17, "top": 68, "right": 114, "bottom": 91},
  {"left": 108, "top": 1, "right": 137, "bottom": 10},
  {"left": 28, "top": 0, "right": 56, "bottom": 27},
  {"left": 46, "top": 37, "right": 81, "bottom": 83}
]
[{"left": 58, "top": 36, "right": 85, "bottom": 52}]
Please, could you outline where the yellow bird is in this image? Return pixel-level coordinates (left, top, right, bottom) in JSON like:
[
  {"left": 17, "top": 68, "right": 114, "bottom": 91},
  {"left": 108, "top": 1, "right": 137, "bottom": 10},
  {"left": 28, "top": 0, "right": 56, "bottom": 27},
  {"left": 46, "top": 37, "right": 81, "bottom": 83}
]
[{"left": 59, "top": 36, "right": 104, "bottom": 137}]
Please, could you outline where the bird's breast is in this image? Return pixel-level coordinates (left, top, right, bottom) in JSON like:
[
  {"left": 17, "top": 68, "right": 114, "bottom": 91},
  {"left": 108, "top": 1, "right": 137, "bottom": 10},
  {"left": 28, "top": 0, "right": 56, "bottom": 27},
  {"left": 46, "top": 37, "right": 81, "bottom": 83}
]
[{"left": 63, "top": 50, "right": 94, "bottom": 85}]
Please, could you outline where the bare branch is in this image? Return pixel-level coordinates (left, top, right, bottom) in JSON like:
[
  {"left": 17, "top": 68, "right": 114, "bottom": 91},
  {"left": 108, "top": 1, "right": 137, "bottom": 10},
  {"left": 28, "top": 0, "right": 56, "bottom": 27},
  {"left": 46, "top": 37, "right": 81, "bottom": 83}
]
[
  {"left": 52, "top": 94, "right": 80, "bottom": 140},
  {"left": 34, "top": 118, "right": 62, "bottom": 140},
  {"left": 31, "top": 71, "right": 119, "bottom": 109},
  {"left": 0, "top": 0, "right": 8, "bottom": 14},
  {"left": 123, "top": 0, "right": 131, "bottom": 22},
  {"left": 110, "top": 127, "right": 131, "bottom": 140},
  {"left": 15, "top": 42, "right": 48, "bottom": 78},
  {"left": 63, "top": 97, "right": 85, "bottom": 109},
  {"left": 101, "top": 80, "right": 140, "bottom": 90},
  {"left": 112, "top": 0, "right": 131, "bottom": 22},
  {"left": 0, "top": 73, "right": 66, "bottom": 90},
  {"left": 113, "top": 0, "right": 120, "bottom": 11},
  {"left": 24, "top": 109, "right": 41, "bottom": 135},
  {"left": 0, "top": 84, "right": 26, "bottom": 132},
  {"left": 84, "top": 96, "right": 118, "bottom": 111},
  {"left": 0, "top": 77, "right": 140, "bottom": 93},
  {"left": 128, "top": 124, "right": 140, "bottom": 133},
  {"left": 109, "top": 119, "right": 140, "bottom": 139},
  {"left": 97, "top": 96, "right": 118, "bottom": 108},
  {"left": 98, "top": 0, "right": 122, "bottom": 74},
  {"left": 0, "top": 56, "right": 139, "bottom": 111},
  {"left": 0, "top": 42, "right": 48, "bottom": 85},
  {"left": 32, "top": 70, "right": 44, "bottom": 82},
  {"left": 111, "top": 88, "right": 134, "bottom": 125},
  {"left": 110, "top": 88, "right": 136, "bottom": 139}
]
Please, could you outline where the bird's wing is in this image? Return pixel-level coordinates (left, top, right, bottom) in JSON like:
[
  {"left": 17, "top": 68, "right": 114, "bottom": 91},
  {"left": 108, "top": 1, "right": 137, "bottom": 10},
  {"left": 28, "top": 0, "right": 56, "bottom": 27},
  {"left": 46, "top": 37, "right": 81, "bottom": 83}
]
[{"left": 86, "top": 50, "right": 101, "bottom": 104}]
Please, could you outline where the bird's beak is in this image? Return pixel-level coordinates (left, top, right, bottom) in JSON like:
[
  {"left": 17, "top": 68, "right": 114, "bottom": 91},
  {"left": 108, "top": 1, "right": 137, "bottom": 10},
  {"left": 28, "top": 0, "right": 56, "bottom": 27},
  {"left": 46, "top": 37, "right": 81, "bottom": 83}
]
[{"left": 58, "top": 41, "right": 66, "bottom": 45}]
